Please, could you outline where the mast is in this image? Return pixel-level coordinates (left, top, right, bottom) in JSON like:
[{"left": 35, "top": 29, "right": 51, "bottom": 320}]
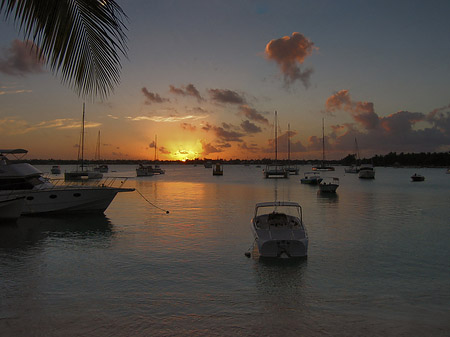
[
  {"left": 81, "top": 103, "right": 85, "bottom": 171},
  {"left": 322, "top": 117, "right": 325, "bottom": 168},
  {"left": 95, "top": 130, "right": 101, "bottom": 161},
  {"left": 288, "top": 123, "right": 291, "bottom": 163},
  {"left": 274, "top": 111, "right": 278, "bottom": 163},
  {"left": 154, "top": 135, "right": 157, "bottom": 161}
]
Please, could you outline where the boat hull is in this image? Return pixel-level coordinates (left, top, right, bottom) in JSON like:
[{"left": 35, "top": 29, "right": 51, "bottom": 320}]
[
  {"left": 253, "top": 227, "right": 308, "bottom": 258},
  {"left": 358, "top": 171, "right": 375, "bottom": 179},
  {"left": 0, "top": 187, "right": 133, "bottom": 215},
  {"left": 0, "top": 197, "right": 25, "bottom": 220},
  {"left": 319, "top": 184, "right": 338, "bottom": 193}
]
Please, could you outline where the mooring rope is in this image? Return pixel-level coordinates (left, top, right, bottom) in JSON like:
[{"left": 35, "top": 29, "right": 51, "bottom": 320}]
[{"left": 135, "top": 188, "right": 170, "bottom": 214}]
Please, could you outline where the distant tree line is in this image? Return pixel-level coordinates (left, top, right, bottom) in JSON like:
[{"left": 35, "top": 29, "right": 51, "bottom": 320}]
[{"left": 13, "top": 151, "right": 450, "bottom": 167}]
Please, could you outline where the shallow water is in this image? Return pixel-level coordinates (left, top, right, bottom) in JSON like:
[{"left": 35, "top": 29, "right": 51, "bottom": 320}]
[{"left": 1, "top": 165, "right": 449, "bottom": 336}]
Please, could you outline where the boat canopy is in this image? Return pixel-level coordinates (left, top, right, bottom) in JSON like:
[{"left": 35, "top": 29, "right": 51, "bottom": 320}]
[{"left": 0, "top": 149, "right": 28, "bottom": 155}]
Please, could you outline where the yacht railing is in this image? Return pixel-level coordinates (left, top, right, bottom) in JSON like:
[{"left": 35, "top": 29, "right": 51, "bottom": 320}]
[{"left": 48, "top": 177, "right": 132, "bottom": 189}]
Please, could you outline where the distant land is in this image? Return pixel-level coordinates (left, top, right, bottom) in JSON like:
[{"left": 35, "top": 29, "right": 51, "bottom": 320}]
[{"left": 12, "top": 151, "right": 450, "bottom": 168}]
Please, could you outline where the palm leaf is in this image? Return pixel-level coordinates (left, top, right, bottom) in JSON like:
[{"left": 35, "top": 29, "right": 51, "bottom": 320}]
[{"left": 1, "top": 0, "right": 128, "bottom": 100}]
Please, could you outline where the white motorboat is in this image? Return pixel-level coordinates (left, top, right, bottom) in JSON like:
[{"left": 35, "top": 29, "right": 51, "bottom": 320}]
[
  {"left": 319, "top": 177, "right": 339, "bottom": 193},
  {"left": 212, "top": 163, "right": 223, "bottom": 176},
  {"left": 0, "top": 196, "right": 25, "bottom": 221},
  {"left": 358, "top": 165, "right": 375, "bottom": 179},
  {"left": 251, "top": 201, "right": 308, "bottom": 258},
  {"left": 0, "top": 149, "right": 134, "bottom": 215},
  {"left": 300, "top": 171, "right": 322, "bottom": 185},
  {"left": 136, "top": 164, "right": 155, "bottom": 176}
]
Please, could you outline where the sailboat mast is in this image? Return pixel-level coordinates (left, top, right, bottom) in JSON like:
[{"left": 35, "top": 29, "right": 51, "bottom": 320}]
[
  {"left": 288, "top": 123, "right": 291, "bottom": 162},
  {"left": 81, "top": 103, "right": 85, "bottom": 171},
  {"left": 274, "top": 111, "right": 278, "bottom": 163},
  {"left": 322, "top": 117, "right": 325, "bottom": 167},
  {"left": 154, "top": 135, "right": 157, "bottom": 161}
]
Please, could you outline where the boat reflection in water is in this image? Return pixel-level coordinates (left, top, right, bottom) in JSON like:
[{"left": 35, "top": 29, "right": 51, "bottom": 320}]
[{"left": 0, "top": 214, "right": 113, "bottom": 249}]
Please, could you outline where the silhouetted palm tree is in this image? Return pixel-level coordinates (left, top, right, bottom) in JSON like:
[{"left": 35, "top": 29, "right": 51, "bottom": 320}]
[{"left": 1, "top": 0, "right": 128, "bottom": 100}]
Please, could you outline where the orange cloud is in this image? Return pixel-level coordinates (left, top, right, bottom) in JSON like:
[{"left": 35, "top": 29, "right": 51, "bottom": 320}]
[{"left": 265, "top": 32, "right": 317, "bottom": 87}]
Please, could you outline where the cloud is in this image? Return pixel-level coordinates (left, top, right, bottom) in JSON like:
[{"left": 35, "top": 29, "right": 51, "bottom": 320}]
[
  {"left": 264, "top": 130, "right": 307, "bottom": 153},
  {"left": 0, "top": 89, "right": 32, "bottom": 95},
  {"left": 180, "top": 122, "right": 197, "bottom": 131},
  {"left": 241, "top": 120, "right": 262, "bottom": 134},
  {"left": 201, "top": 139, "right": 223, "bottom": 155},
  {"left": 239, "top": 105, "right": 269, "bottom": 125},
  {"left": 208, "top": 88, "right": 246, "bottom": 105},
  {"left": 129, "top": 113, "right": 208, "bottom": 123},
  {"left": 265, "top": 32, "right": 316, "bottom": 88},
  {"left": 0, "top": 39, "right": 45, "bottom": 76},
  {"left": 159, "top": 146, "right": 171, "bottom": 155},
  {"left": 238, "top": 142, "right": 259, "bottom": 153},
  {"left": 169, "top": 83, "right": 204, "bottom": 102},
  {"left": 201, "top": 122, "right": 244, "bottom": 142},
  {"left": 0, "top": 117, "right": 100, "bottom": 135},
  {"left": 141, "top": 87, "right": 170, "bottom": 104},
  {"left": 324, "top": 90, "right": 450, "bottom": 155},
  {"left": 326, "top": 90, "right": 379, "bottom": 130}
]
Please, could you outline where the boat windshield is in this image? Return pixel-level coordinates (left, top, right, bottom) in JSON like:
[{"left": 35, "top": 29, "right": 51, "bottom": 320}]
[{"left": 255, "top": 204, "right": 301, "bottom": 218}]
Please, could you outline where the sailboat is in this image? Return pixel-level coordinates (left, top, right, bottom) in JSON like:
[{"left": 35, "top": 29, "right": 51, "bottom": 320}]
[
  {"left": 312, "top": 118, "right": 335, "bottom": 171},
  {"left": 263, "top": 111, "right": 288, "bottom": 178},
  {"left": 285, "top": 123, "right": 299, "bottom": 175},
  {"left": 65, "top": 104, "right": 103, "bottom": 181},
  {"left": 136, "top": 135, "right": 165, "bottom": 177},
  {"left": 93, "top": 130, "right": 109, "bottom": 173},
  {"left": 345, "top": 138, "right": 360, "bottom": 173}
]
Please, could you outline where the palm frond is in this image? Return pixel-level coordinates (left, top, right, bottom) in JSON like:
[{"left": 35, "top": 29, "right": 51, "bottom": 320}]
[{"left": 1, "top": 0, "right": 128, "bottom": 100}]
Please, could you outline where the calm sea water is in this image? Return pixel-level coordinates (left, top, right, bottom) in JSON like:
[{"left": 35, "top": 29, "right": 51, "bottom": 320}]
[{"left": 1, "top": 165, "right": 449, "bottom": 336}]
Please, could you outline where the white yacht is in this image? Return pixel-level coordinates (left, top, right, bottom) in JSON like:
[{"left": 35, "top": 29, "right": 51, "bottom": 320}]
[
  {"left": 0, "top": 149, "right": 134, "bottom": 215},
  {"left": 358, "top": 165, "right": 375, "bottom": 179},
  {"left": 251, "top": 201, "right": 308, "bottom": 258},
  {"left": 319, "top": 177, "right": 339, "bottom": 193}
]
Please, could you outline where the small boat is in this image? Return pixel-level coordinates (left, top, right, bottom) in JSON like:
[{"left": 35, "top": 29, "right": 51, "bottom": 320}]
[
  {"left": 319, "top": 177, "right": 339, "bottom": 193},
  {"left": 263, "top": 164, "right": 288, "bottom": 178},
  {"left": 251, "top": 201, "right": 308, "bottom": 258},
  {"left": 358, "top": 165, "right": 375, "bottom": 179},
  {"left": 93, "top": 164, "right": 109, "bottom": 173},
  {"left": 204, "top": 161, "right": 212, "bottom": 168},
  {"left": 50, "top": 165, "right": 61, "bottom": 174},
  {"left": 136, "top": 164, "right": 155, "bottom": 177},
  {"left": 153, "top": 165, "right": 165, "bottom": 174},
  {"left": 0, "top": 196, "right": 25, "bottom": 221},
  {"left": 301, "top": 171, "right": 322, "bottom": 184},
  {"left": 411, "top": 173, "right": 425, "bottom": 182},
  {"left": 212, "top": 163, "right": 223, "bottom": 176}
]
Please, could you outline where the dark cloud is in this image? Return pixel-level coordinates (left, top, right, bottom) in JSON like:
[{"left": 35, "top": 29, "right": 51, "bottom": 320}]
[
  {"left": 326, "top": 90, "right": 379, "bottom": 130},
  {"left": 265, "top": 32, "right": 316, "bottom": 88},
  {"left": 201, "top": 122, "right": 244, "bottom": 142},
  {"left": 238, "top": 142, "right": 259, "bottom": 152},
  {"left": 325, "top": 91, "right": 450, "bottom": 155},
  {"left": 142, "top": 87, "right": 169, "bottom": 104},
  {"left": 201, "top": 139, "right": 223, "bottom": 155},
  {"left": 180, "top": 123, "right": 196, "bottom": 131},
  {"left": 265, "top": 130, "right": 307, "bottom": 153},
  {"left": 169, "top": 83, "right": 204, "bottom": 102},
  {"left": 159, "top": 146, "right": 171, "bottom": 154},
  {"left": 241, "top": 120, "right": 262, "bottom": 134},
  {"left": 239, "top": 105, "right": 269, "bottom": 125},
  {"left": 208, "top": 88, "right": 246, "bottom": 105},
  {"left": 0, "top": 39, "right": 45, "bottom": 76}
]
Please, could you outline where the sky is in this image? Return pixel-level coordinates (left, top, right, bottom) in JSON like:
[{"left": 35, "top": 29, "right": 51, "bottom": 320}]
[{"left": 1, "top": 0, "right": 449, "bottom": 161}]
